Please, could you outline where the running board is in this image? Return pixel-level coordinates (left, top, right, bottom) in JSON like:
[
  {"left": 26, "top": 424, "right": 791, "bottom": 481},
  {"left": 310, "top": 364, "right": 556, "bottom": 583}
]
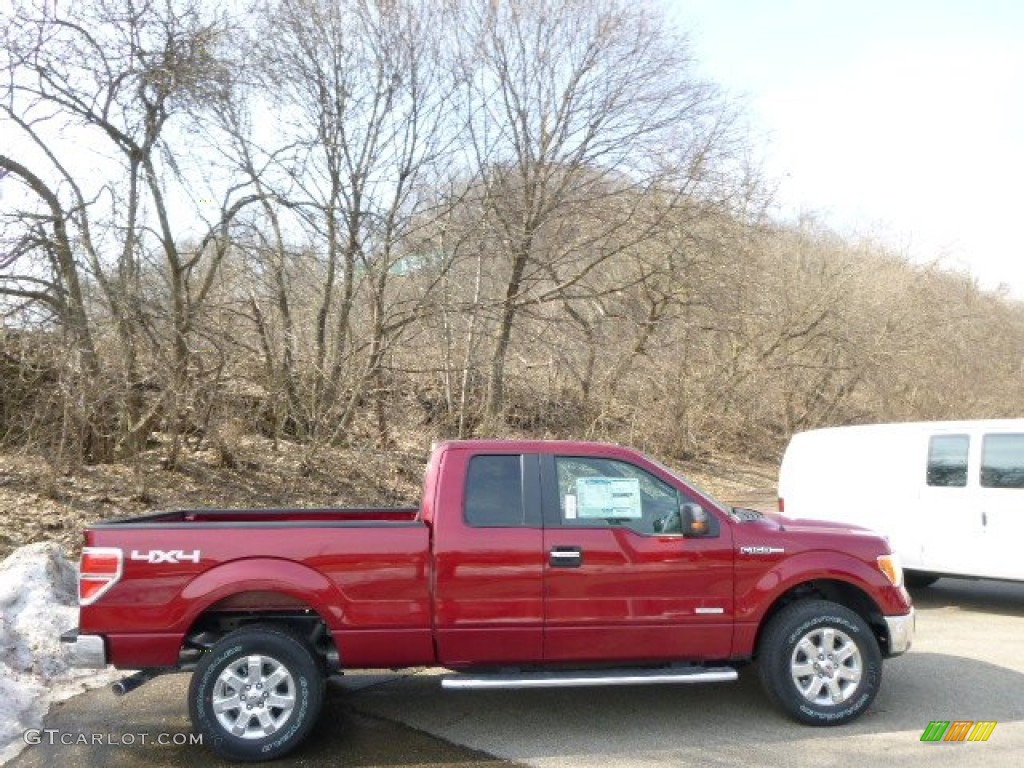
[{"left": 441, "top": 666, "right": 738, "bottom": 690}]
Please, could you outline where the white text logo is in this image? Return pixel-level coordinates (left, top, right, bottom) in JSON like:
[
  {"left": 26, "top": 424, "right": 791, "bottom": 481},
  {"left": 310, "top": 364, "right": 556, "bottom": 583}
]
[{"left": 129, "top": 550, "right": 201, "bottom": 564}]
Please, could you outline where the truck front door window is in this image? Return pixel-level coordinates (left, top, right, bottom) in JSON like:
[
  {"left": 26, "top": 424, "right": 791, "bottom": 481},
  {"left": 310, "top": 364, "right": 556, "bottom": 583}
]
[{"left": 554, "top": 457, "right": 679, "bottom": 535}]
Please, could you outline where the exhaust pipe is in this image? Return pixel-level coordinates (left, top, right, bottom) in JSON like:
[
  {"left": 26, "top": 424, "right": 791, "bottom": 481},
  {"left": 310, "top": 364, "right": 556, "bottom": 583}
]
[{"left": 112, "top": 669, "right": 163, "bottom": 696}]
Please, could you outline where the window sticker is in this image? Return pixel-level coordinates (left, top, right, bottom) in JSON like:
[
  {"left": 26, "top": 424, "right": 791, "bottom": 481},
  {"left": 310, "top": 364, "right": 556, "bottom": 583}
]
[
  {"left": 564, "top": 495, "right": 577, "bottom": 519},
  {"left": 576, "top": 477, "right": 642, "bottom": 519}
]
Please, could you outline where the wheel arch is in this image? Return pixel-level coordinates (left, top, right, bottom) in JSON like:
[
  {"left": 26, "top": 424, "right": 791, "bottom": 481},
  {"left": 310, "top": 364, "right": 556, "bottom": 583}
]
[
  {"left": 752, "top": 579, "right": 889, "bottom": 659},
  {"left": 177, "top": 558, "right": 349, "bottom": 672}
]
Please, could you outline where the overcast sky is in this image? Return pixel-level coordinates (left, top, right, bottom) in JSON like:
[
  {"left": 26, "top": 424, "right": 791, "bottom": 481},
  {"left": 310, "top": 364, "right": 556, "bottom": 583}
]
[{"left": 668, "top": 0, "right": 1024, "bottom": 298}]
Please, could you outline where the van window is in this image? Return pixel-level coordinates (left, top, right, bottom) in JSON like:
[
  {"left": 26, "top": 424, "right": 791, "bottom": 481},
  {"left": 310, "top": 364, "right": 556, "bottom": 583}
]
[
  {"left": 927, "top": 435, "right": 969, "bottom": 487},
  {"left": 464, "top": 455, "right": 525, "bottom": 526},
  {"left": 981, "top": 434, "right": 1024, "bottom": 489}
]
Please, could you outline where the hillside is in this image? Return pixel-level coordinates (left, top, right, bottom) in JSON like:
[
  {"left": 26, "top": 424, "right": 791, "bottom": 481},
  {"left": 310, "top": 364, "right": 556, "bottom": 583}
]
[
  {"left": 3, "top": 0, "right": 1022, "bottom": 521},
  {"left": 0, "top": 434, "right": 778, "bottom": 561}
]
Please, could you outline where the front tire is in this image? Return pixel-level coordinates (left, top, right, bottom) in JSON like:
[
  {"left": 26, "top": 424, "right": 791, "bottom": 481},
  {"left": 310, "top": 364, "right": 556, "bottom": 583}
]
[
  {"left": 189, "top": 624, "right": 324, "bottom": 762},
  {"left": 758, "top": 600, "right": 882, "bottom": 725}
]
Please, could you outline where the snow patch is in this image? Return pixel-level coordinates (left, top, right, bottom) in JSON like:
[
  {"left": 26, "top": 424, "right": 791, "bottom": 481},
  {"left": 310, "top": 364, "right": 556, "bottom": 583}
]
[{"left": 0, "top": 543, "right": 121, "bottom": 765}]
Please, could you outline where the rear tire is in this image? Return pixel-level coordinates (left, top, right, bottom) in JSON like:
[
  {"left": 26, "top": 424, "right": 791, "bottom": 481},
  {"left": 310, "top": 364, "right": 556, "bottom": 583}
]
[
  {"left": 189, "top": 624, "right": 324, "bottom": 762},
  {"left": 758, "top": 600, "right": 881, "bottom": 725}
]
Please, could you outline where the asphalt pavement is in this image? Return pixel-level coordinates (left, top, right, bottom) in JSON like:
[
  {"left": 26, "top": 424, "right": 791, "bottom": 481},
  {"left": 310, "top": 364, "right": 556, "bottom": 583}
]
[
  {"left": 8, "top": 672, "right": 515, "bottom": 768},
  {"left": 10, "top": 578, "right": 1024, "bottom": 768}
]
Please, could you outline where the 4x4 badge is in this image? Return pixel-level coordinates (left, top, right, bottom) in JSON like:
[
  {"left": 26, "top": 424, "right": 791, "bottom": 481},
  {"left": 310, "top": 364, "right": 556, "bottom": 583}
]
[{"left": 129, "top": 549, "right": 201, "bottom": 564}]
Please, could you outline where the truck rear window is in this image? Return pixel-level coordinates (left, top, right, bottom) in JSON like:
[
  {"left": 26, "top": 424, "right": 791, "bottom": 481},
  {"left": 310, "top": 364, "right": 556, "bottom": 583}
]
[{"left": 464, "top": 455, "right": 525, "bottom": 527}]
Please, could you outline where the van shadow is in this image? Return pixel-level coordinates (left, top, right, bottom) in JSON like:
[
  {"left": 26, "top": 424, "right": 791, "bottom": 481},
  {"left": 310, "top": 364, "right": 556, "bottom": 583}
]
[
  {"left": 909, "top": 577, "right": 1024, "bottom": 617},
  {"left": 869, "top": 651, "right": 1024, "bottom": 728}
]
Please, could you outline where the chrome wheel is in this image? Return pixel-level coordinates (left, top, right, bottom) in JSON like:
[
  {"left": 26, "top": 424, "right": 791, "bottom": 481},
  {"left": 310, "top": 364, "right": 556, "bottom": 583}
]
[
  {"left": 789, "top": 626, "right": 863, "bottom": 705},
  {"left": 212, "top": 653, "right": 297, "bottom": 739}
]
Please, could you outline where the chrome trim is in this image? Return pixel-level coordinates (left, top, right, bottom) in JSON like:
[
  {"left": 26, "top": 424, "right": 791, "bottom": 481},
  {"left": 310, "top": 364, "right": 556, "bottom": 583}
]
[
  {"left": 739, "top": 546, "right": 785, "bottom": 555},
  {"left": 884, "top": 608, "right": 915, "bottom": 656},
  {"left": 61, "top": 630, "right": 108, "bottom": 669},
  {"left": 695, "top": 607, "right": 724, "bottom": 614},
  {"left": 442, "top": 666, "right": 738, "bottom": 689}
]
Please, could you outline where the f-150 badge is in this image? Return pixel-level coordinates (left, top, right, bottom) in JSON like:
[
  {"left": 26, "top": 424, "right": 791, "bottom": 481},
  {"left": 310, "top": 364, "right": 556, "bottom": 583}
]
[
  {"left": 130, "top": 549, "right": 201, "bottom": 564},
  {"left": 739, "top": 546, "right": 785, "bottom": 555}
]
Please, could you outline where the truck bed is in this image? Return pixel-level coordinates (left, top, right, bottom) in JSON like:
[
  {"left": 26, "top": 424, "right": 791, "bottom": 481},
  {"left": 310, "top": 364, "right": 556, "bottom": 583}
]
[
  {"left": 81, "top": 505, "right": 434, "bottom": 669},
  {"left": 93, "top": 506, "right": 421, "bottom": 526}
]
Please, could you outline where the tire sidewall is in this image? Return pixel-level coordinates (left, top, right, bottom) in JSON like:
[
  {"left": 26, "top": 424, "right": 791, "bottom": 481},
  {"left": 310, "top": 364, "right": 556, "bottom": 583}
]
[
  {"left": 189, "top": 627, "right": 323, "bottom": 762},
  {"left": 761, "top": 601, "right": 882, "bottom": 725}
]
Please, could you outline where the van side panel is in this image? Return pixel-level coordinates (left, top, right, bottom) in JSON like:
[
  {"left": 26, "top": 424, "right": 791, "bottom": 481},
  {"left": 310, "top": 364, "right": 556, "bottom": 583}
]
[{"left": 779, "top": 419, "right": 1024, "bottom": 582}]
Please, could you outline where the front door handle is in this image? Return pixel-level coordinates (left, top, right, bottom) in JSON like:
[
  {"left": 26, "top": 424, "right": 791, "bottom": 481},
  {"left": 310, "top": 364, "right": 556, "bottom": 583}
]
[{"left": 550, "top": 546, "right": 583, "bottom": 568}]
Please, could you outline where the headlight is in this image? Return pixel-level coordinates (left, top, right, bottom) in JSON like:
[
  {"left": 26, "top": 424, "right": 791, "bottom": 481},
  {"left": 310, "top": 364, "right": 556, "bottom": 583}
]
[{"left": 877, "top": 553, "right": 903, "bottom": 588}]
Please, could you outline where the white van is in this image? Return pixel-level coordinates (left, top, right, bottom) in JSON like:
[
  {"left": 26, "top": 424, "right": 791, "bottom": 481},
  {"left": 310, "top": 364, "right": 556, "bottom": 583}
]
[{"left": 778, "top": 419, "right": 1024, "bottom": 585}]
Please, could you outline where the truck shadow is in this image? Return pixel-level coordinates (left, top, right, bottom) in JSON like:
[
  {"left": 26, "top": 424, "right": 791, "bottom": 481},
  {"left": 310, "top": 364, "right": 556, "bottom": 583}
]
[
  {"left": 8, "top": 673, "right": 514, "bottom": 768},
  {"left": 349, "top": 654, "right": 1023, "bottom": 763},
  {"left": 303, "top": 705, "right": 511, "bottom": 767},
  {"left": 12, "top": 653, "right": 1019, "bottom": 768}
]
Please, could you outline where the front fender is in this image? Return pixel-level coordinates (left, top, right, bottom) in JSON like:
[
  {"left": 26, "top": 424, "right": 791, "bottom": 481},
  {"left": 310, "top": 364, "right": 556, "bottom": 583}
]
[{"left": 735, "top": 549, "right": 905, "bottom": 627}]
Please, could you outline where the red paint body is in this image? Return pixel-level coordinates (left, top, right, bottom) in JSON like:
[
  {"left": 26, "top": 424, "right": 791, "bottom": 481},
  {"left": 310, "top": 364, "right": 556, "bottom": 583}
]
[{"left": 76, "top": 440, "right": 912, "bottom": 671}]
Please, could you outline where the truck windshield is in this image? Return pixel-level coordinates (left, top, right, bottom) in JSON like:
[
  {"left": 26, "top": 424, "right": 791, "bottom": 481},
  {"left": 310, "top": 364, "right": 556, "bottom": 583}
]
[{"left": 643, "top": 456, "right": 730, "bottom": 516}]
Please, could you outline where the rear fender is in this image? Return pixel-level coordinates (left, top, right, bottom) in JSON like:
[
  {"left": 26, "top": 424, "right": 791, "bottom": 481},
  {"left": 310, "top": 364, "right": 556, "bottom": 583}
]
[{"left": 178, "top": 558, "right": 348, "bottom": 631}]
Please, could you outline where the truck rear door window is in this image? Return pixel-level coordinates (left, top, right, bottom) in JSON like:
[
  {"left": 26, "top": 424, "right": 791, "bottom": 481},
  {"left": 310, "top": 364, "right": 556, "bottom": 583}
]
[
  {"left": 464, "top": 455, "right": 526, "bottom": 526},
  {"left": 981, "top": 434, "right": 1024, "bottom": 489},
  {"left": 926, "top": 435, "right": 969, "bottom": 487}
]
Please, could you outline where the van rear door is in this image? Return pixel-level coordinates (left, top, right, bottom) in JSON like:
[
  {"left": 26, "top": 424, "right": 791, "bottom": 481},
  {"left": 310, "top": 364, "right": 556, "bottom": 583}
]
[
  {"left": 921, "top": 428, "right": 1024, "bottom": 581},
  {"left": 919, "top": 431, "right": 978, "bottom": 576},
  {"left": 977, "top": 432, "right": 1024, "bottom": 580}
]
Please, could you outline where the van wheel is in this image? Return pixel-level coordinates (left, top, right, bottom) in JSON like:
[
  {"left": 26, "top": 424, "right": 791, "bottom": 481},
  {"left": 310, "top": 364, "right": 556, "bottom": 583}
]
[
  {"left": 904, "top": 571, "right": 939, "bottom": 588},
  {"left": 758, "top": 600, "right": 881, "bottom": 725},
  {"left": 189, "top": 625, "right": 324, "bottom": 762}
]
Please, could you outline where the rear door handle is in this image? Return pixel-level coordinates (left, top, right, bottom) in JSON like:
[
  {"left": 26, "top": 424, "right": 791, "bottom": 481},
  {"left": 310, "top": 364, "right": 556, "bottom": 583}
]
[{"left": 550, "top": 546, "right": 583, "bottom": 568}]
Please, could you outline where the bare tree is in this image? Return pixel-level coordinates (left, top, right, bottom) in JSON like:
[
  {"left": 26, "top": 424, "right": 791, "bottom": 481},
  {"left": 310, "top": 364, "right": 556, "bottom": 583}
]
[
  {"left": 1, "top": 0, "right": 254, "bottom": 464},
  {"left": 239, "top": 0, "right": 457, "bottom": 446},
  {"left": 450, "top": 0, "right": 739, "bottom": 422}
]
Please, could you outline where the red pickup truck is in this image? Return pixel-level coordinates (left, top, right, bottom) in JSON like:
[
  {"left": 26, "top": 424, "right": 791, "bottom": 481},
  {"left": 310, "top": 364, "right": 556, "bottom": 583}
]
[{"left": 62, "top": 440, "right": 914, "bottom": 761}]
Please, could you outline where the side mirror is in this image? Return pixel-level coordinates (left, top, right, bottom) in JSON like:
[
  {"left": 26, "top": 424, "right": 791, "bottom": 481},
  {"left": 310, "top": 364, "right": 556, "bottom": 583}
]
[{"left": 680, "top": 503, "right": 709, "bottom": 537}]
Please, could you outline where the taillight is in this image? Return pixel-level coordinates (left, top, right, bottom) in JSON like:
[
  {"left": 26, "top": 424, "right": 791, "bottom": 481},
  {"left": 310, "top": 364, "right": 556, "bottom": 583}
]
[
  {"left": 79, "top": 547, "right": 123, "bottom": 605},
  {"left": 778, "top": 497, "right": 785, "bottom": 514}
]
